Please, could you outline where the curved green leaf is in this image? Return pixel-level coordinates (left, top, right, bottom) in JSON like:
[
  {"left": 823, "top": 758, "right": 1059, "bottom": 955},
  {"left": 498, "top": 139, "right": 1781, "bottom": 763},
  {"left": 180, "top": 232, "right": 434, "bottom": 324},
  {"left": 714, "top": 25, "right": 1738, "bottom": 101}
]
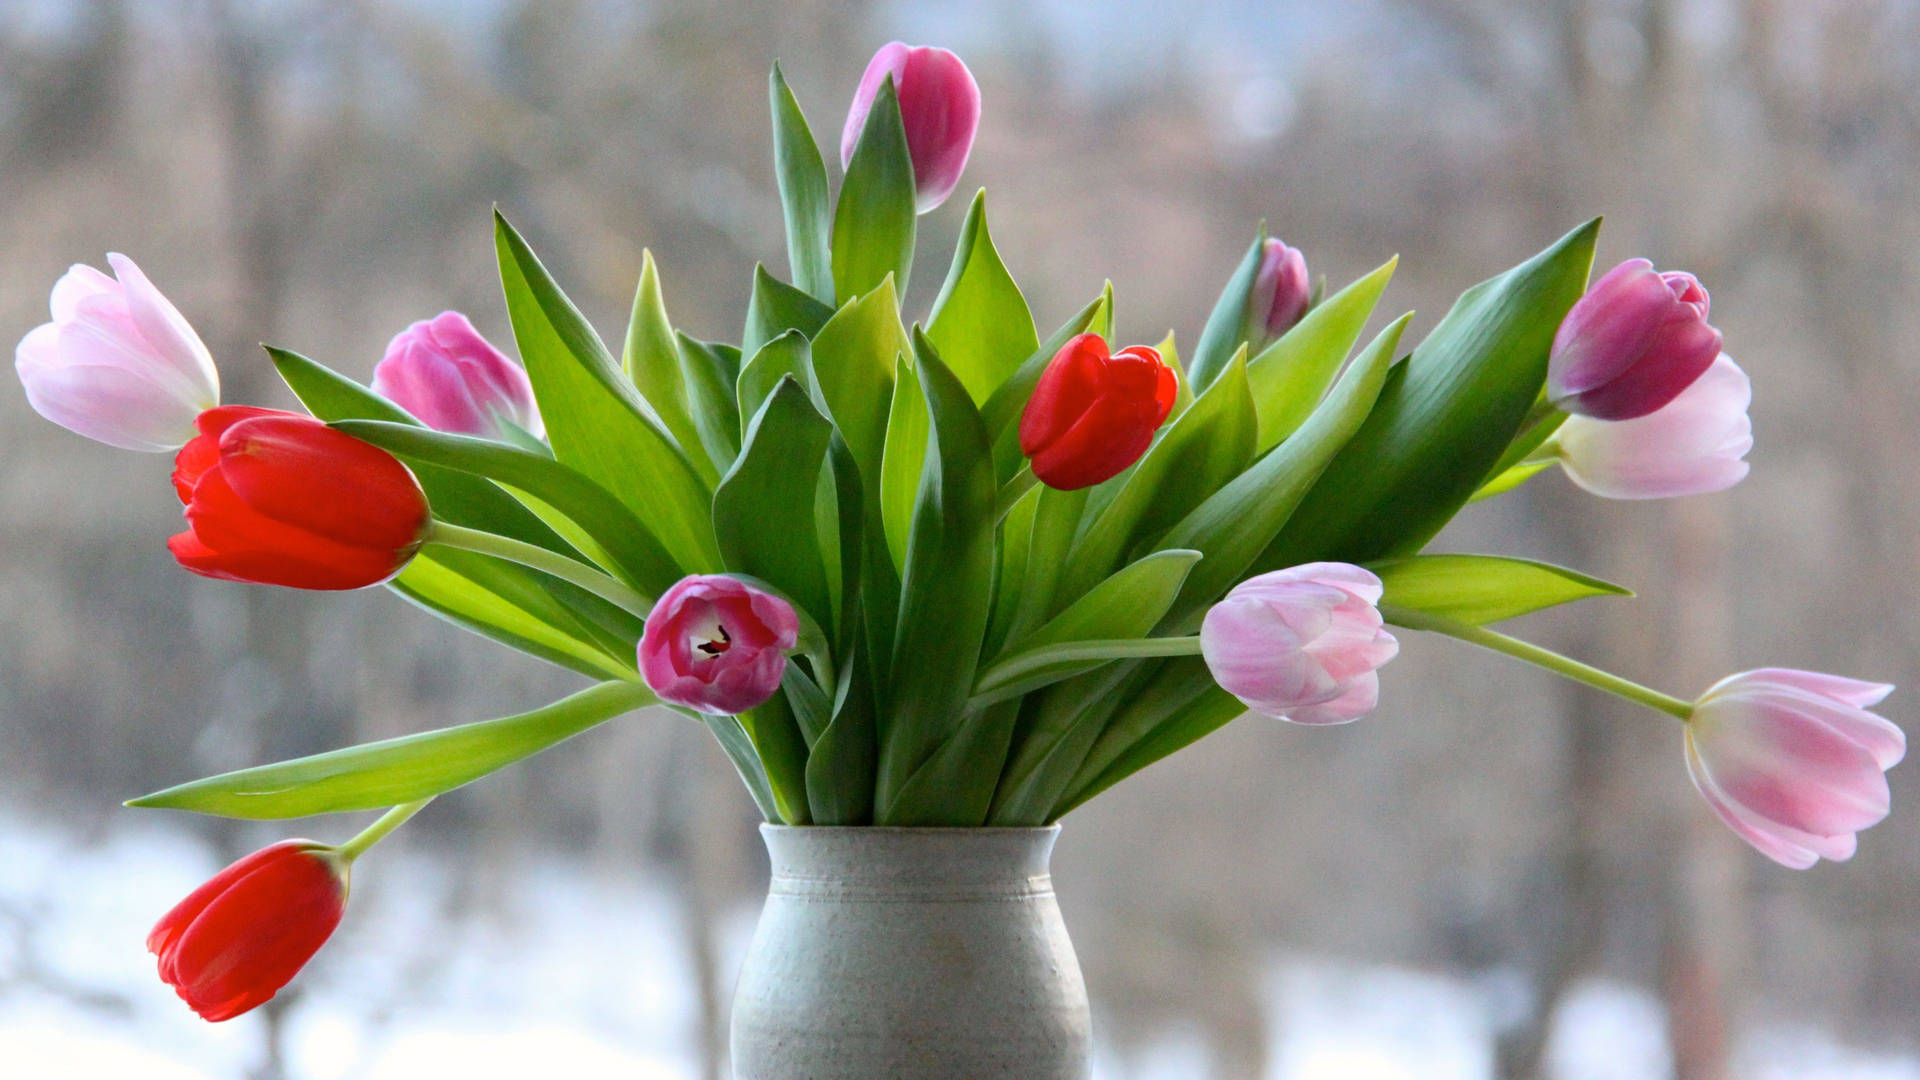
[
  {"left": 832, "top": 77, "right": 915, "bottom": 301},
  {"left": 927, "top": 190, "right": 1039, "bottom": 405},
  {"left": 878, "top": 355, "right": 928, "bottom": 572},
  {"left": 1248, "top": 256, "right": 1397, "bottom": 452},
  {"left": 623, "top": 251, "right": 719, "bottom": 486},
  {"left": 807, "top": 277, "right": 908, "bottom": 498},
  {"left": 713, "top": 378, "right": 837, "bottom": 631},
  {"left": 770, "top": 63, "right": 833, "bottom": 304},
  {"left": 1187, "top": 225, "right": 1269, "bottom": 391},
  {"left": 744, "top": 264, "right": 835, "bottom": 357},
  {"left": 1372, "top": 553, "right": 1631, "bottom": 626},
  {"left": 737, "top": 329, "right": 810, "bottom": 438}
]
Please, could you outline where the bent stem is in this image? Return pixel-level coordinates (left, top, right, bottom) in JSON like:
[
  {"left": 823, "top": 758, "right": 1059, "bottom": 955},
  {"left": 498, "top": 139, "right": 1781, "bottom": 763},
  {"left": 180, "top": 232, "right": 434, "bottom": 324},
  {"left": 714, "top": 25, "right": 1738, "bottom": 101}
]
[
  {"left": 1383, "top": 605, "right": 1694, "bottom": 720},
  {"left": 975, "top": 635, "right": 1203, "bottom": 698},
  {"left": 428, "top": 521, "right": 653, "bottom": 616},
  {"left": 338, "top": 799, "right": 431, "bottom": 863}
]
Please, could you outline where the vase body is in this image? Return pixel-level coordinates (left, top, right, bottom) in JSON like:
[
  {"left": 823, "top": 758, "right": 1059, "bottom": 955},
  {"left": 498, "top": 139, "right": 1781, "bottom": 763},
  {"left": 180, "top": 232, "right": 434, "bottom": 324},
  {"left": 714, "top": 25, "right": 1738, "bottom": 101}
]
[{"left": 729, "top": 824, "right": 1091, "bottom": 1080}]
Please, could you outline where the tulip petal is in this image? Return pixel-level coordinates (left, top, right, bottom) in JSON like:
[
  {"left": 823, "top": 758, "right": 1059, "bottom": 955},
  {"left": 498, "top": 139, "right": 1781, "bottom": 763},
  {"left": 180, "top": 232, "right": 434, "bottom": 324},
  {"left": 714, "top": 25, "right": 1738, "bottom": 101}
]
[
  {"left": 1685, "top": 733, "right": 1821, "bottom": 869},
  {"left": 1556, "top": 354, "right": 1751, "bottom": 500},
  {"left": 1691, "top": 692, "right": 1891, "bottom": 836},
  {"left": 1286, "top": 670, "right": 1382, "bottom": 726},
  {"left": 214, "top": 417, "right": 429, "bottom": 551},
  {"left": 106, "top": 253, "right": 219, "bottom": 406}
]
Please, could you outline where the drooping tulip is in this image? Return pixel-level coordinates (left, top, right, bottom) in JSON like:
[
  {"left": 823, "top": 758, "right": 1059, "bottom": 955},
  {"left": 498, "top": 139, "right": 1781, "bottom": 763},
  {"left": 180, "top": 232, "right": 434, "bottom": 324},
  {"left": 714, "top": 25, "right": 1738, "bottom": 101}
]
[
  {"left": 1201, "top": 562, "right": 1399, "bottom": 725},
  {"left": 13, "top": 253, "right": 219, "bottom": 451},
  {"left": 1554, "top": 353, "right": 1751, "bottom": 500},
  {"left": 1018, "top": 333, "right": 1178, "bottom": 491},
  {"left": 640, "top": 575, "right": 798, "bottom": 715},
  {"left": 148, "top": 840, "right": 349, "bottom": 1022},
  {"left": 840, "top": 42, "right": 981, "bottom": 213},
  {"left": 1547, "top": 258, "right": 1722, "bottom": 420},
  {"left": 371, "top": 311, "right": 542, "bottom": 440},
  {"left": 1246, "top": 237, "right": 1310, "bottom": 349},
  {"left": 1685, "top": 669, "right": 1902, "bottom": 868},
  {"left": 169, "top": 408, "right": 431, "bottom": 590}
]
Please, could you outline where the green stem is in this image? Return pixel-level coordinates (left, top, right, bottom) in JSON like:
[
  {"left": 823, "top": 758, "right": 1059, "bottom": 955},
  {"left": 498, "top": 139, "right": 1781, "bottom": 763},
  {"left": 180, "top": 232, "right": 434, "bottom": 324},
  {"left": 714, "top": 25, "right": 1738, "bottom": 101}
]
[
  {"left": 975, "top": 636, "right": 1202, "bottom": 697},
  {"left": 994, "top": 465, "right": 1040, "bottom": 522},
  {"left": 1383, "top": 606, "right": 1694, "bottom": 720},
  {"left": 337, "top": 799, "right": 431, "bottom": 863},
  {"left": 428, "top": 521, "right": 653, "bottom": 615}
]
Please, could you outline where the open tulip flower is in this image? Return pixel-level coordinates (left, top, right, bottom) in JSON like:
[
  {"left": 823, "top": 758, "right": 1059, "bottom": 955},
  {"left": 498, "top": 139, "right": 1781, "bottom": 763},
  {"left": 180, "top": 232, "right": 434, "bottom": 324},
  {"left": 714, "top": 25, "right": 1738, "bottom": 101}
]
[{"left": 9, "top": 36, "right": 1906, "bottom": 1029}]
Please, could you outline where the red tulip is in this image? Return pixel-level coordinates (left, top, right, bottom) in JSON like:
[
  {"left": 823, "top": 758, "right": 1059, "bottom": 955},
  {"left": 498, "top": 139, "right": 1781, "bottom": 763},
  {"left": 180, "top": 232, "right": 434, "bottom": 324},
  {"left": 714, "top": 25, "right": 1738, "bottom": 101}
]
[
  {"left": 169, "top": 407, "right": 431, "bottom": 590},
  {"left": 148, "top": 840, "right": 349, "bottom": 1022},
  {"left": 1018, "top": 333, "right": 1177, "bottom": 490}
]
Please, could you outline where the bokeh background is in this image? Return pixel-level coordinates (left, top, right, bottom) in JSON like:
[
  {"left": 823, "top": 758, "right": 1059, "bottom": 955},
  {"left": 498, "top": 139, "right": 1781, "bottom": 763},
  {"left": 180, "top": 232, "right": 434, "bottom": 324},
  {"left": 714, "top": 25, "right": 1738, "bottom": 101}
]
[{"left": 2, "top": 1, "right": 1917, "bottom": 1077}]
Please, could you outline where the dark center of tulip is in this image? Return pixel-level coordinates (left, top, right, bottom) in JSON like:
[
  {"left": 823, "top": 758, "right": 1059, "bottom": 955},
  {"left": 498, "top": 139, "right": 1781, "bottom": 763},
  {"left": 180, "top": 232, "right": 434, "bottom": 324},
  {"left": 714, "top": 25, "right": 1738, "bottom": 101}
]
[{"left": 696, "top": 624, "right": 732, "bottom": 657}]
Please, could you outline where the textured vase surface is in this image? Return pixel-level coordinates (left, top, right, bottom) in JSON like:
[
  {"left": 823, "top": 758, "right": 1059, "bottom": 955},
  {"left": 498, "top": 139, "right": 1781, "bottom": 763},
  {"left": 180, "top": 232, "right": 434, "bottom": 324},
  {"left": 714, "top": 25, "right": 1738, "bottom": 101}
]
[{"left": 730, "top": 824, "right": 1092, "bottom": 1079}]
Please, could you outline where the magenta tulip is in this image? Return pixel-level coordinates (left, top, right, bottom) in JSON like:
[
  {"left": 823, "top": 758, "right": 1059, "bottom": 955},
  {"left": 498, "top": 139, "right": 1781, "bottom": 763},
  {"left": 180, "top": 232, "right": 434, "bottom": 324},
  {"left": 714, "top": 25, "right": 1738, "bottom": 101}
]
[
  {"left": 371, "top": 311, "right": 542, "bottom": 440},
  {"left": 1553, "top": 353, "right": 1751, "bottom": 500},
  {"left": 1685, "top": 669, "right": 1902, "bottom": 868},
  {"left": 840, "top": 42, "right": 980, "bottom": 214},
  {"left": 14, "top": 254, "right": 220, "bottom": 451},
  {"left": 1548, "top": 258, "right": 1722, "bottom": 420},
  {"left": 639, "top": 575, "right": 798, "bottom": 715},
  {"left": 1246, "top": 237, "right": 1310, "bottom": 348},
  {"left": 1201, "top": 563, "right": 1399, "bottom": 725}
]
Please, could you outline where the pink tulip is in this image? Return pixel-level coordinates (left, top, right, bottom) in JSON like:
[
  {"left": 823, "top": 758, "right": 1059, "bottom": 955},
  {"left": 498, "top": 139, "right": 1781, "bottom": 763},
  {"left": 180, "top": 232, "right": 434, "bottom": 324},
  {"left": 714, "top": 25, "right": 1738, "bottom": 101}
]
[
  {"left": 1246, "top": 237, "right": 1310, "bottom": 348},
  {"left": 1553, "top": 353, "right": 1751, "bottom": 500},
  {"left": 1201, "top": 563, "right": 1399, "bottom": 725},
  {"left": 14, "top": 254, "right": 220, "bottom": 451},
  {"left": 371, "top": 311, "right": 542, "bottom": 440},
  {"left": 639, "top": 575, "right": 798, "bottom": 716},
  {"left": 1548, "top": 258, "right": 1722, "bottom": 420},
  {"left": 1685, "top": 668, "right": 1902, "bottom": 868},
  {"left": 840, "top": 42, "right": 981, "bottom": 214}
]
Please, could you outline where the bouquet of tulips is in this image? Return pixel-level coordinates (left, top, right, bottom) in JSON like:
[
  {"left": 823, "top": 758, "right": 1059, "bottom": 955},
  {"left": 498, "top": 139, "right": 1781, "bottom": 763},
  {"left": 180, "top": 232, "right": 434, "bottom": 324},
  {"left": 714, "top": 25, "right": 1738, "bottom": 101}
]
[{"left": 14, "top": 42, "right": 1901, "bottom": 1023}]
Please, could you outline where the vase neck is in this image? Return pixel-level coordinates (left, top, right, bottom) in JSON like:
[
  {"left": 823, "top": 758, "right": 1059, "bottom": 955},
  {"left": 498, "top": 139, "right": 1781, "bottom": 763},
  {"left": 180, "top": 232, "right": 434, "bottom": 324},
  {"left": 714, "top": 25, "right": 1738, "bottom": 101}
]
[{"left": 759, "top": 825, "right": 1060, "bottom": 900}]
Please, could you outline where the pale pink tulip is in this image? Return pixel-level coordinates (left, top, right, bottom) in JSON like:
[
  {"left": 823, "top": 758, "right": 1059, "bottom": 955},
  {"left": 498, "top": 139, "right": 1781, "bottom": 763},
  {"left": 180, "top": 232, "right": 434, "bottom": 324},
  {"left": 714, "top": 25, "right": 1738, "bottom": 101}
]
[
  {"left": 1548, "top": 258, "right": 1722, "bottom": 420},
  {"left": 1685, "top": 668, "right": 1902, "bottom": 868},
  {"left": 371, "top": 311, "right": 542, "bottom": 440},
  {"left": 14, "top": 254, "right": 219, "bottom": 451},
  {"left": 640, "top": 575, "right": 798, "bottom": 716},
  {"left": 1201, "top": 562, "right": 1398, "bottom": 725},
  {"left": 1247, "top": 237, "right": 1310, "bottom": 348},
  {"left": 1554, "top": 353, "right": 1751, "bottom": 500},
  {"left": 840, "top": 42, "right": 980, "bottom": 214}
]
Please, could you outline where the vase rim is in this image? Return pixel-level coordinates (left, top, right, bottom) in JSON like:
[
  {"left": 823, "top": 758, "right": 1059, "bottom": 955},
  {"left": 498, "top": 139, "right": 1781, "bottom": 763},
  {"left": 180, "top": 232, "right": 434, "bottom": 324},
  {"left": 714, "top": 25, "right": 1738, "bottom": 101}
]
[{"left": 760, "top": 823, "right": 1061, "bottom": 835}]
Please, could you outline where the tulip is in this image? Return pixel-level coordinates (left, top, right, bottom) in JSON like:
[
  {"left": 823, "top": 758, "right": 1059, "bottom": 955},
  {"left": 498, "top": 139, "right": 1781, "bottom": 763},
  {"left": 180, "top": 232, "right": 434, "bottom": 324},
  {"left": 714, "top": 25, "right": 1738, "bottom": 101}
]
[
  {"left": 1018, "top": 333, "right": 1178, "bottom": 490},
  {"left": 169, "top": 407, "right": 431, "bottom": 590},
  {"left": 1201, "top": 562, "right": 1399, "bottom": 725},
  {"left": 148, "top": 840, "right": 349, "bottom": 1021},
  {"left": 840, "top": 42, "right": 981, "bottom": 213},
  {"left": 1246, "top": 237, "right": 1311, "bottom": 349},
  {"left": 13, "top": 253, "right": 219, "bottom": 451},
  {"left": 1553, "top": 353, "right": 1751, "bottom": 500},
  {"left": 1685, "top": 669, "right": 1903, "bottom": 868},
  {"left": 640, "top": 575, "right": 798, "bottom": 715},
  {"left": 1547, "top": 258, "right": 1722, "bottom": 420},
  {"left": 370, "top": 311, "right": 542, "bottom": 440}
]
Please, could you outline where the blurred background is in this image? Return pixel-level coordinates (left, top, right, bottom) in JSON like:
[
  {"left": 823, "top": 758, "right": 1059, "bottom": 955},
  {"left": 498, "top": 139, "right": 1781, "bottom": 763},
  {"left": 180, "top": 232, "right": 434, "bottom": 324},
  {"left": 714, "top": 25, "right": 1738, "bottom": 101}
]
[{"left": 2, "top": 0, "right": 1916, "bottom": 1077}]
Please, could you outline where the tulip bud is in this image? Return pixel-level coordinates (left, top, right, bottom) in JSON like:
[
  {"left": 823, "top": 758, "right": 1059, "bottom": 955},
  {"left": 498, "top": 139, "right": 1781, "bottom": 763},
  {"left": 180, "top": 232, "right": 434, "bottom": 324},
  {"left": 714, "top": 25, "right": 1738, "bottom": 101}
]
[
  {"left": 640, "top": 575, "right": 799, "bottom": 715},
  {"left": 840, "top": 42, "right": 981, "bottom": 214},
  {"left": 371, "top": 311, "right": 542, "bottom": 440},
  {"left": 168, "top": 408, "right": 432, "bottom": 590},
  {"left": 1547, "top": 258, "right": 1722, "bottom": 420},
  {"left": 148, "top": 840, "right": 349, "bottom": 1021},
  {"left": 1554, "top": 353, "right": 1751, "bottom": 500},
  {"left": 1018, "top": 333, "right": 1178, "bottom": 491},
  {"left": 13, "top": 253, "right": 220, "bottom": 451},
  {"left": 1245, "top": 237, "right": 1310, "bottom": 349},
  {"left": 1685, "top": 668, "right": 1902, "bottom": 868},
  {"left": 1201, "top": 562, "right": 1399, "bottom": 725}
]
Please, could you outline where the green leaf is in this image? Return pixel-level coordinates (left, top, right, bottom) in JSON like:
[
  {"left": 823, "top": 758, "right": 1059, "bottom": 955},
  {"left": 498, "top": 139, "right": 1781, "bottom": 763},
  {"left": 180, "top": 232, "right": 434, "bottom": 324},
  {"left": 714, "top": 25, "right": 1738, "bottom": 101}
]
[
  {"left": 878, "top": 697, "right": 1022, "bottom": 826},
  {"left": 984, "top": 483, "right": 1041, "bottom": 656},
  {"left": 1266, "top": 219, "right": 1600, "bottom": 566},
  {"left": 986, "top": 661, "right": 1142, "bottom": 825},
  {"left": 1471, "top": 458, "right": 1556, "bottom": 502},
  {"left": 805, "top": 647, "right": 878, "bottom": 824},
  {"left": 712, "top": 378, "right": 837, "bottom": 630},
  {"left": 981, "top": 285, "right": 1112, "bottom": 480},
  {"left": 1159, "top": 312, "right": 1412, "bottom": 629},
  {"left": 927, "top": 190, "right": 1040, "bottom": 405},
  {"left": 128, "top": 682, "right": 656, "bottom": 819},
  {"left": 744, "top": 264, "right": 836, "bottom": 357},
  {"left": 1001, "top": 485, "right": 1087, "bottom": 644},
  {"left": 806, "top": 277, "right": 909, "bottom": 500},
  {"left": 1247, "top": 256, "right": 1397, "bottom": 452},
  {"left": 495, "top": 211, "right": 721, "bottom": 575},
  {"left": 623, "top": 251, "right": 720, "bottom": 486},
  {"left": 1187, "top": 225, "right": 1269, "bottom": 391},
  {"left": 769, "top": 63, "right": 834, "bottom": 305},
  {"left": 736, "top": 329, "right": 811, "bottom": 441},
  {"left": 831, "top": 77, "right": 916, "bottom": 302},
  {"left": 1371, "top": 553, "right": 1631, "bottom": 626},
  {"left": 1054, "top": 658, "right": 1242, "bottom": 818},
  {"left": 1158, "top": 330, "right": 1194, "bottom": 416},
  {"left": 874, "top": 331, "right": 997, "bottom": 814},
  {"left": 878, "top": 355, "right": 929, "bottom": 572},
  {"left": 673, "top": 331, "right": 744, "bottom": 473},
  {"left": 740, "top": 691, "right": 811, "bottom": 825},
  {"left": 392, "top": 550, "right": 641, "bottom": 680}
]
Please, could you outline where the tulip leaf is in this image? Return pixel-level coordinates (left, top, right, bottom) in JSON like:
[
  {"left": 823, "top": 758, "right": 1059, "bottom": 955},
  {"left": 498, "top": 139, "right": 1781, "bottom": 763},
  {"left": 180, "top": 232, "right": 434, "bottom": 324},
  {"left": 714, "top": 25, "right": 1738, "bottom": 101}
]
[
  {"left": 740, "top": 691, "right": 811, "bottom": 825},
  {"left": 927, "top": 190, "right": 1039, "bottom": 405},
  {"left": 1470, "top": 458, "right": 1556, "bottom": 503},
  {"left": 877, "top": 697, "right": 1023, "bottom": 827},
  {"left": 1187, "top": 225, "right": 1269, "bottom": 392},
  {"left": 495, "top": 211, "right": 720, "bottom": 576},
  {"left": 393, "top": 550, "right": 642, "bottom": 680},
  {"left": 805, "top": 647, "right": 878, "bottom": 824},
  {"left": 987, "top": 660, "right": 1142, "bottom": 826},
  {"left": 806, "top": 277, "right": 909, "bottom": 501},
  {"left": 1248, "top": 256, "right": 1398, "bottom": 452},
  {"left": 1372, "top": 553, "right": 1631, "bottom": 626},
  {"left": 1002, "top": 484, "right": 1088, "bottom": 643},
  {"left": 623, "top": 252, "right": 719, "bottom": 486},
  {"left": 712, "top": 378, "right": 837, "bottom": 633},
  {"left": 832, "top": 78, "right": 915, "bottom": 302},
  {"left": 984, "top": 483, "right": 1041, "bottom": 656},
  {"left": 702, "top": 713, "right": 780, "bottom": 821},
  {"left": 743, "top": 264, "right": 835, "bottom": 357},
  {"left": 874, "top": 330, "right": 997, "bottom": 818},
  {"left": 878, "top": 355, "right": 928, "bottom": 572},
  {"left": 736, "top": 329, "right": 811, "bottom": 440},
  {"left": 1054, "top": 657, "right": 1243, "bottom": 818},
  {"left": 769, "top": 63, "right": 834, "bottom": 305},
  {"left": 673, "top": 332, "right": 744, "bottom": 473},
  {"left": 1159, "top": 330, "right": 1194, "bottom": 416},
  {"left": 128, "top": 681, "right": 658, "bottom": 819},
  {"left": 1265, "top": 219, "right": 1600, "bottom": 567}
]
